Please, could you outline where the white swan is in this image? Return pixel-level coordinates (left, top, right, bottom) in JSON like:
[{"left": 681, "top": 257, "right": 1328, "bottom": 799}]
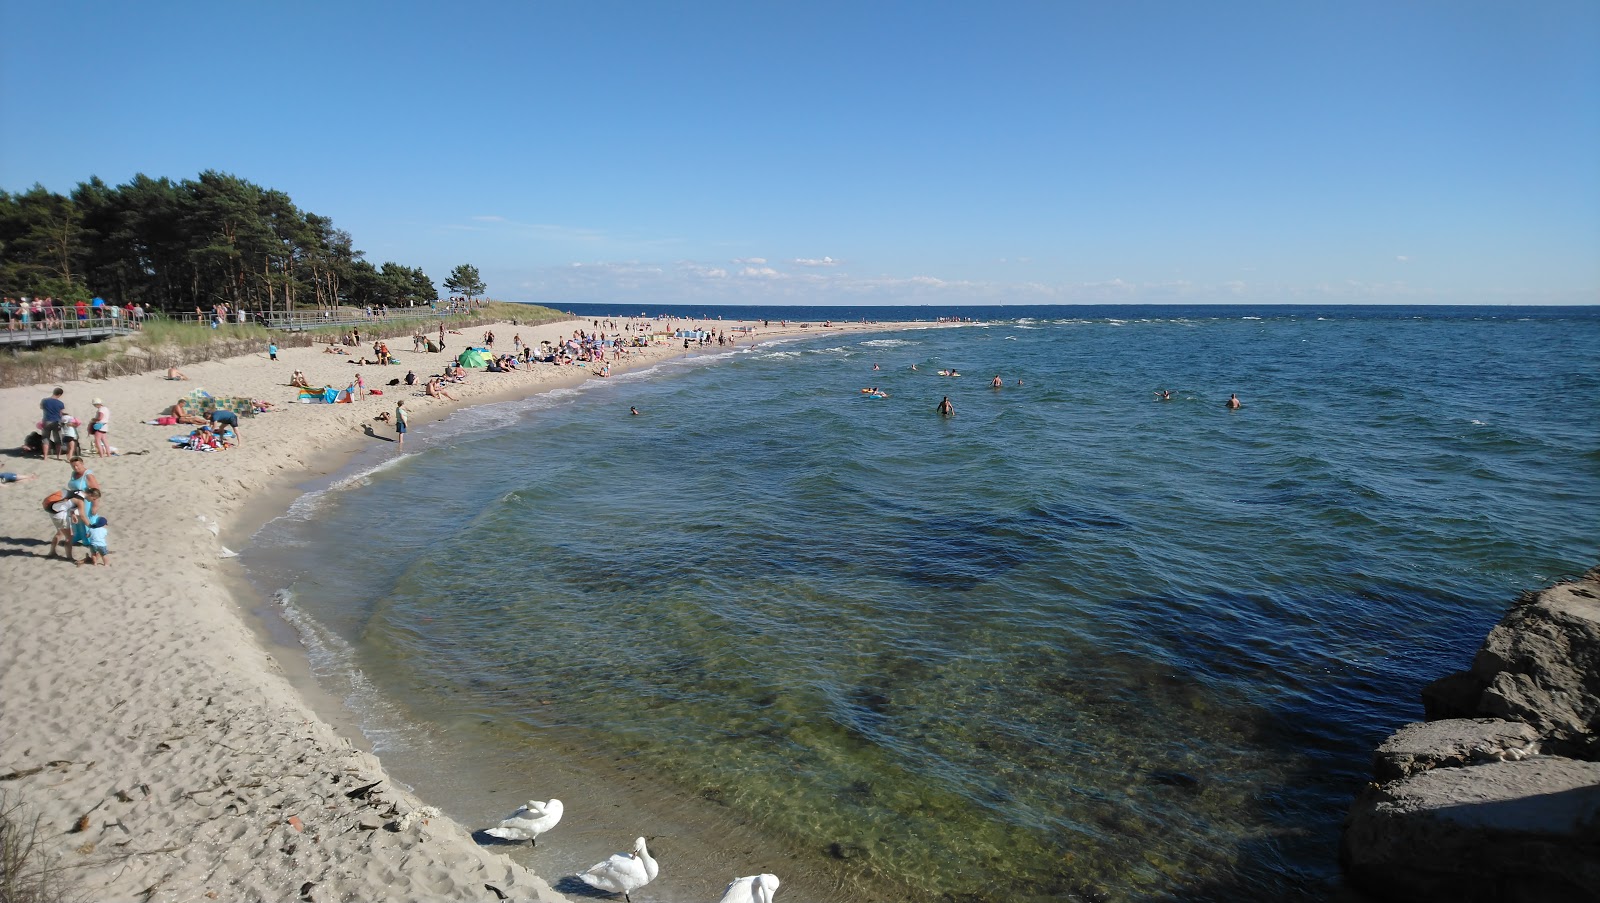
[
  {"left": 580, "top": 836, "right": 659, "bottom": 902},
  {"left": 484, "top": 798, "right": 563, "bottom": 845},
  {"left": 715, "top": 873, "right": 779, "bottom": 903}
]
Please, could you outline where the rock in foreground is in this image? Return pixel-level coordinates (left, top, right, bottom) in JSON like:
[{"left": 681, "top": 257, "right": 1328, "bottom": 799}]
[{"left": 1341, "top": 568, "right": 1600, "bottom": 902}]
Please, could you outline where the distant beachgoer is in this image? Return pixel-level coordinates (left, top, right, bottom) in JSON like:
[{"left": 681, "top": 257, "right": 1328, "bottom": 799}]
[
  {"left": 171, "top": 398, "right": 206, "bottom": 425},
  {"left": 937, "top": 396, "right": 955, "bottom": 417},
  {"left": 872, "top": 364, "right": 881, "bottom": 371},
  {"left": 268, "top": 341, "right": 278, "bottom": 361},
  {"left": 394, "top": 400, "right": 408, "bottom": 447},
  {"left": 79, "top": 515, "right": 109, "bottom": 567},
  {"left": 207, "top": 409, "right": 242, "bottom": 442},
  {"left": 67, "top": 456, "right": 100, "bottom": 495},
  {"left": 991, "top": 375, "right": 1003, "bottom": 388},
  {"left": 404, "top": 369, "right": 417, "bottom": 386},
  {"left": 58, "top": 415, "right": 81, "bottom": 459},
  {"left": 90, "top": 398, "right": 111, "bottom": 456},
  {"left": 910, "top": 364, "right": 918, "bottom": 371},
  {"left": 1226, "top": 393, "right": 1242, "bottom": 409},
  {"left": 1, "top": 472, "right": 39, "bottom": 484},
  {"left": 1155, "top": 389, "right": 1172, "bottom": 401},
  {"left": 630, "top": 406, "right": 640, "bottom": 416},
  {"left": 39, "top": 387, "right": 65, "bottom": 459}
]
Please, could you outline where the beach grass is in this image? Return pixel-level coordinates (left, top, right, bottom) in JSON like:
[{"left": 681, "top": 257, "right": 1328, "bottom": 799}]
[
  {"left": 0, "top": 302, "right": 568, "bottom": 388},
  {"left": 0, "top": 792, "right": 80, "bottom": 903}
]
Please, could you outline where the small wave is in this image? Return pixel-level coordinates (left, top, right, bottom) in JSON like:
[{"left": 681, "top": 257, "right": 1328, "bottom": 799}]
[
  {"left": 273, "top": 588, "right": 425, "bottom": 754},
  {"left": 1242, "top": 316, "right": 1262, "bottom": 320},
  {"left": 280, "top": 453, "right": 418, "bottom": 521},
  {"left": 859, "top": 338, "right": 917, "bottom": 348}
]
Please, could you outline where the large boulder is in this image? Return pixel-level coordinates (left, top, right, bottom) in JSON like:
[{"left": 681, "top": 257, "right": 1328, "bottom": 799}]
[
  {"left": 1341, "top": 757, "right": 1600, "bottom": 902},
  {"left": 1344, "top": 569, "right": 1600, "bottom": 902},
  {"left": 1422, "top": 576, "right": 1600, "bottom": 759}
]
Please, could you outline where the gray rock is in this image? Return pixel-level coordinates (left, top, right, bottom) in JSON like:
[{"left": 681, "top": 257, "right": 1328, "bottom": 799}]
[
  {"left": 1342, "top": 757, "right": 1600, "bottom": 902},
  {"left": 1421, "top": 576, "right": 1600, "bottom": 759},
  {"left": 1373, "top": 718, "right": 1542, "bottom": 783},
  {"left": 1344, "top": 571, "right": 1600, "bottom": 901}
]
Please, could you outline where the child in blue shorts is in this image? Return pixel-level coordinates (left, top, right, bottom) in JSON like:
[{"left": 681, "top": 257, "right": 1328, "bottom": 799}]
[{"left": 81, "top": 515, "right": 109, "bottom": 566}]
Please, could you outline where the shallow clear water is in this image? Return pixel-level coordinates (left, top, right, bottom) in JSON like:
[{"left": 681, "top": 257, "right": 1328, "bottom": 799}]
[{"left": 246, "top": 306, "right": 1599, "bottom": 902}]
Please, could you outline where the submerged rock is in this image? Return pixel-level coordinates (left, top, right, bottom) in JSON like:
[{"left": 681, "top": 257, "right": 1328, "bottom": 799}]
[{"left": 1342, "top": 567, "right": 1600, "bottom": 902}]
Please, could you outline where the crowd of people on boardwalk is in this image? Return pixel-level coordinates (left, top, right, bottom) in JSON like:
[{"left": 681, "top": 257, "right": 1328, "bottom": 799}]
[{"left": 3, "top": 297, "right": 150, "bottom": 330}]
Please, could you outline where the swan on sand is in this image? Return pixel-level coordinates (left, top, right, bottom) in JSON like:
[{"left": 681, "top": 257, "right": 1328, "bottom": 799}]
[
  {"left": 580, "top": 836, "right": 659, "bottom": 902},
  {"left": 484, "top": 798, "right": 563, "bottom": 845},
  {"left": 716, "top": 873, "right": 780, "bottom": 903}
]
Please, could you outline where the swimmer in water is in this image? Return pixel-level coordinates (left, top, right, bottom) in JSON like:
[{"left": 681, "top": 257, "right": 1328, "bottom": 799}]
[
  {"left": 1226, "top": 393, "right": 1242, "bottom": 409},
  {"left": 630, "top": 406, "right": 640, "bottom": 415},
  {"left": 936, "top": 396, "right": 954, "bottom": 417},
  {"left": 910, "top": 364, "right": 918, "bottom": 371},
  {"left": 1155, "top": 389, "right": 1172, "bottom": 401},
  {"left": 991, "top": 376, "right": 1003, "bottom": 388}
]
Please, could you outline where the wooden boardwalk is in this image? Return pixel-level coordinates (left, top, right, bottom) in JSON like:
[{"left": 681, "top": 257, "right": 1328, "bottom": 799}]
[{"left": 0, "top": 318, "right": 138, "bottom": 348}]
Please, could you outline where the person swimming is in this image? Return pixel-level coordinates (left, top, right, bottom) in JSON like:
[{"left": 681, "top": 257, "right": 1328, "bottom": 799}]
[
  {"left": 936, "top": 396, "right": 954, "bottom": 417},
  {"left": 991, "top": 375, "right": 1003, "bottom": 388},
  {"left": 1226, "top": 393, "right": 1242, "bottom": 409}
]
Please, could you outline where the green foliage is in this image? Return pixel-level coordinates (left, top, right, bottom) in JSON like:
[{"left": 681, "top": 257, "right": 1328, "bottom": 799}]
[
  {"left": 0, "top": 172, "right": 442, "bottom": 317},
  {"left": 444, "top": 263, "right": 486, "bottom": 299}
]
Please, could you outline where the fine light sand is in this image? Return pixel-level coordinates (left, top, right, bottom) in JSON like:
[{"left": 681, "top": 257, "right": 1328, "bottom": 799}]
[{"left": 0, "top": 317, "right": 894, "bottom": 903}]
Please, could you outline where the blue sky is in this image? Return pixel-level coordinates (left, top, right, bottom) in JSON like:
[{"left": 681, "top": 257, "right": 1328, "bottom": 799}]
[{"left": 3, "top": 1, "right": 1596, "bottom": 306}]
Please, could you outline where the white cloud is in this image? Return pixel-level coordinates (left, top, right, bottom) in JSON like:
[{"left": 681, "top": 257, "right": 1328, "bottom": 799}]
[
  {"left": 792, "top": 256, "right": 839, "bottom": 267},
  {"left": 1396, "top": 255, "right": 1410, "bottom": 263},
  {"left": 488, "top": 258, "right": 1554, "bottom": 307},
  {"left": 732, "top": 257, "right": 767, "bottom": 265}
]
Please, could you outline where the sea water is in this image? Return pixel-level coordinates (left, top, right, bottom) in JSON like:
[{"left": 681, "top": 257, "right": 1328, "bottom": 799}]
[{"left": 243, "top": 305, "right": 1598, "bottom": 902}]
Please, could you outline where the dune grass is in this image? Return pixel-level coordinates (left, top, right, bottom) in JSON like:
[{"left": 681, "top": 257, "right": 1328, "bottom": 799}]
[
  {"left": 0, "top": 793, "right": 79, "bottom": 903},
  {"left": 0, "top": 302, "right": 569, "bottom": 388}
]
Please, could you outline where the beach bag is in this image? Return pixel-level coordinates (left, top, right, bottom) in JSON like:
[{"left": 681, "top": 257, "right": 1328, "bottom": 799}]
[{"left": 42, "top": 490, "right": 66, "bottom": 511}]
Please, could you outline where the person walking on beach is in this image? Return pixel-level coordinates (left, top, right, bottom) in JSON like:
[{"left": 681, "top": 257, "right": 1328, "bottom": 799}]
[
  {"left": 394, "top": 400, "right": 408, "bottom": 447},
  {"left": 268, "top": 341, "right": 278, "bottom": 362},
  {"left": 937, "top": 396, "right": 955, "bottom": 417},
  {"left": 40, "top": 387, "right": 65, "bottom": 459},
  {"left": 90, "top": 399, "right": 111, "bottom": 457}
]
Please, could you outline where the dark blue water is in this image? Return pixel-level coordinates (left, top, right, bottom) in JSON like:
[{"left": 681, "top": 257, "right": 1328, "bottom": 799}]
[{"left": 246, "top": 305, "right": 1599, "bottom": 902}]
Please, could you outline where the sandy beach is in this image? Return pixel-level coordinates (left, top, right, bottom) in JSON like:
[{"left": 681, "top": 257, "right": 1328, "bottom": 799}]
[{"left": 0, "top": 317, "right": 894, "bottom": 903}]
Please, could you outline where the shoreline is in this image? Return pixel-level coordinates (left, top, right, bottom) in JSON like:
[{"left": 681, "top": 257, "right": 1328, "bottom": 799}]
[{"left": 0, "top": 317, "right": 914, "bottom": 902}]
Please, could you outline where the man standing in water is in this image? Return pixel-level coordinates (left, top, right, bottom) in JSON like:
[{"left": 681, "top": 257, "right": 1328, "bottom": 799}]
[
  {"left": 991, "top": 375, "right": 1003, "bottom": 388},
  {"left": 394, "top": 400, "right": 408, "bottom": 447},
  {"left": 1226, "top": 393, "right": 1242, "bottom": 409},
  {"left": 937, "top": 396, "right": 955, "bottom": 417}
]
